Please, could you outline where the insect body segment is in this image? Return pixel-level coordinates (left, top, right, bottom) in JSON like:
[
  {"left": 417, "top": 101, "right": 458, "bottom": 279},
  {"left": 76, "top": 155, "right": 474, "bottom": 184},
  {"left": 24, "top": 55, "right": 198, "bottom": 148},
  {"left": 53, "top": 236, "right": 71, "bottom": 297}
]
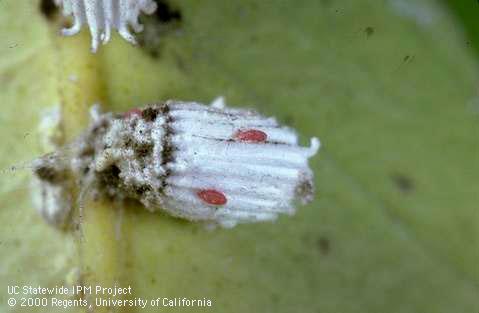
[{"left": 33, "top": 99, "right": 320, "bottom": 228}]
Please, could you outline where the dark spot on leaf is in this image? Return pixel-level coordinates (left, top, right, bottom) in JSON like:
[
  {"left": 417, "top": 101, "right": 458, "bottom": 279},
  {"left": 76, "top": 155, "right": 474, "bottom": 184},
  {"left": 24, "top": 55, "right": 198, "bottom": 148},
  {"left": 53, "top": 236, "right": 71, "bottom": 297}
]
[
  {"left": 391, "top": 173, "right": 414, "bottom": 193},
  {"left": 154, "top": 0, "right": 182, "bottom": 23},
  {"left": 137, "top": 0, "right": 183, "bottom": 59},
  {"left": 365, "top": 26, "right": 374, "bottom": 37},
  {"left": 39, "top": 0, "right": 58, "bottom": 20},
  {"left": 393, "top": 54, "right": 416, "bottom": 73},
  {"left": 402, "top": 55, "right": 415, "bottom": 64},
  {"left": 317, "top": 237, "right": 330, "bottom": 255}
]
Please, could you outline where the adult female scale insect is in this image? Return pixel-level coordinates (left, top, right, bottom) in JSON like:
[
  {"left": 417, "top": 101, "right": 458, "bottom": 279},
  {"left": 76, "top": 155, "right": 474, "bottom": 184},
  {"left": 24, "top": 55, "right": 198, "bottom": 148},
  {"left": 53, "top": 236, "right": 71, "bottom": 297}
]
[{"left": 32, "top": 98, "right": 320, "bottom": 228}]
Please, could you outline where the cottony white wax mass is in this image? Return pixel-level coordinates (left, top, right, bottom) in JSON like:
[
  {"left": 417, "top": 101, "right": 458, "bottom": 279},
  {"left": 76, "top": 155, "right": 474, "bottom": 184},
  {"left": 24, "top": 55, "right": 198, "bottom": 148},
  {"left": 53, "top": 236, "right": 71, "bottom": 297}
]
[
  {"left": 54, "top": 0, "right": 158, "bottom": 52},
  {"left": 32, "top": 98, "right": 320, "bottom": 228}
]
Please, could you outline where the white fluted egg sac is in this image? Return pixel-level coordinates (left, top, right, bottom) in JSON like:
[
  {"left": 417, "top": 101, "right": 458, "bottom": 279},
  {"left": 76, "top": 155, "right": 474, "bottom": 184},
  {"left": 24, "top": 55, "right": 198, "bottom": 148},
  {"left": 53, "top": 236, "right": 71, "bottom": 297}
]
[
  {"left": 54, "top": 0, "right": 158, "bottom": 52},
  {"left": 33, "top": 99, "right": 320, "bottom": 228}
]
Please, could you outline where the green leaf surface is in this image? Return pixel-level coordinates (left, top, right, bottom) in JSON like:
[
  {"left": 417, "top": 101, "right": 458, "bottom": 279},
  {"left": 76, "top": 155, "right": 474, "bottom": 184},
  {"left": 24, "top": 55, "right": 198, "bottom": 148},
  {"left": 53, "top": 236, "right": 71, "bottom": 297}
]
[{"left": 1, "top": 0, "right": 478, "bottom": 312}]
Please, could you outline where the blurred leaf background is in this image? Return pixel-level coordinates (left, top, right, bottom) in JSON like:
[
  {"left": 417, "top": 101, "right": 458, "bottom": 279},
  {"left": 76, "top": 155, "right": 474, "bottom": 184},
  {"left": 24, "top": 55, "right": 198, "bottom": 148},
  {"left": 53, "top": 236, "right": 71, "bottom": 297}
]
[{"left": 0, "top": 0, "right": 478, "bottom": 312}]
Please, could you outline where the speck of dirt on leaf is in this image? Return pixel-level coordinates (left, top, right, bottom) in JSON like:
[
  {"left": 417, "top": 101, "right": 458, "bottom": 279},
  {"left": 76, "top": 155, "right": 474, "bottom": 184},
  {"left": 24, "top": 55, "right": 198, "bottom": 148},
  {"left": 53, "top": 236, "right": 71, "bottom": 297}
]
[
  {"left": 365, "top": 26, "right": 374, "bottom": 37},
  {"left": 391, "top": 173, "right": 414, "bottom": 193},
  {"left": 403, "top": 55, "right": 415, "bottom": 63},
  {"left": 317, "top": 237, "right": 330, "bottom": 255}
]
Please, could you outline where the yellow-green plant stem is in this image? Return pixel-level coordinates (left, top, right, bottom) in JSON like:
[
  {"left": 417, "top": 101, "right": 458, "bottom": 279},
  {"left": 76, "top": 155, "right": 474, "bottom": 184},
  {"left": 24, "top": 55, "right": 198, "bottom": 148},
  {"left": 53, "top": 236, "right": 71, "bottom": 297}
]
[{"left": 54, "top": 28, "right": 126, "bottom": 312}]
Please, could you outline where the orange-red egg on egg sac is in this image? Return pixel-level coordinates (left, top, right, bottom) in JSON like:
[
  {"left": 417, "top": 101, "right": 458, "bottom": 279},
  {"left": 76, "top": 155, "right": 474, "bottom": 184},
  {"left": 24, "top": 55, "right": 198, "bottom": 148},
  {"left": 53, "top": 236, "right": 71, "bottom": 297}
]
[
  {"left": 234, "top": 129, "right": 267, "bottom": 143},
  {"left": 123, "top": 108, "right": 143, "bottom": 119},
  {"left": 197, "top": 189, "right": 228, "bottom": 205}
]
